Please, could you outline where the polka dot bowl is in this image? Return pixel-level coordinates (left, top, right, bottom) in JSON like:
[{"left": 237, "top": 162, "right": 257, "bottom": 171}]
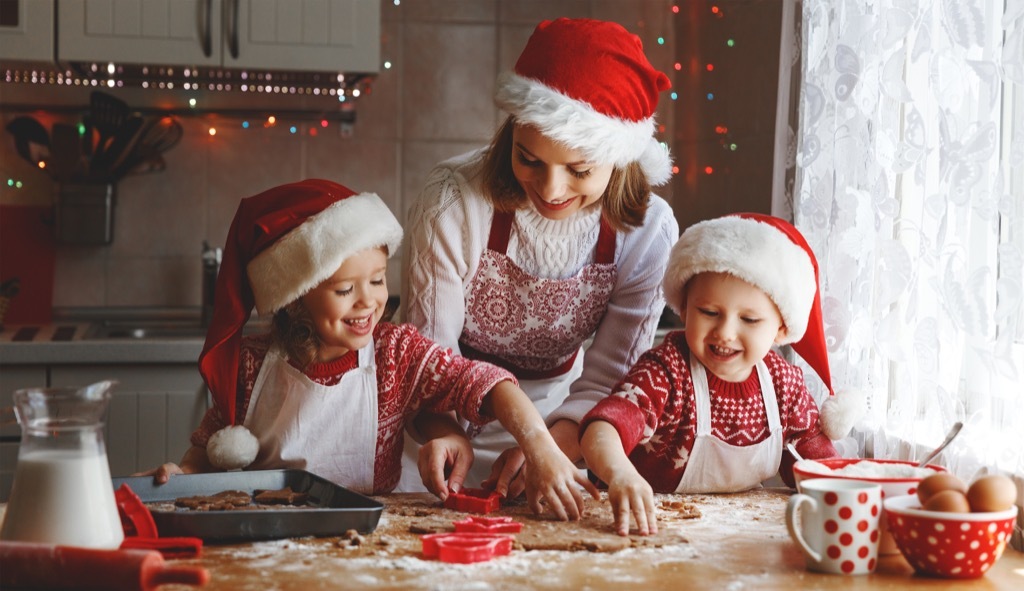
[
  {"left": 793, "top": 458, "right": 947, "bottom": 554},
  {"left": 883, "top": 494, "right": 1018, "bottom": 579}
]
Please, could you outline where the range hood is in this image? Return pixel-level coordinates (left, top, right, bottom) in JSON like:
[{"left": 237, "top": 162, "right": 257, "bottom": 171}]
[
  {"left": 2, "top": 59, "right": 374, "bottom": 123},
  {"left": 0, "top": 0, "right": 382, "bottom": 122}
]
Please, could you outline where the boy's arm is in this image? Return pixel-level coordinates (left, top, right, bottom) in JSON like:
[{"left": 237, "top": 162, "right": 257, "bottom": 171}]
[
  {"left": 480, "top": 380, "right": 600, "bottom": 521},
  {"left": 413, "top": 411, "right": 474, "bottom": 500},
  {"left": 580, "top": 420, "right": 658, "bottom": 536}
]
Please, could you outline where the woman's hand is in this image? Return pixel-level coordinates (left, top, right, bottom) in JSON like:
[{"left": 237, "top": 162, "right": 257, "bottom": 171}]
[
  {"left": 520, "top": 439, "right": 600, "bottom": 521},
  {"left": 606, "top": 472, "right": 658, "bottom": 536},
  {"left": 418, "top": 432, "right": 474, "bottom": 501},
  {"left": 481, "top": 446, "right": 527, "bottom": 498}
]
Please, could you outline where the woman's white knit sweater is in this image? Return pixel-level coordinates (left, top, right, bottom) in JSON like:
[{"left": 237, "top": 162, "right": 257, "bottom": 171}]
[{"left": 401, "top": 148, "right": 680, "bottom": 424}]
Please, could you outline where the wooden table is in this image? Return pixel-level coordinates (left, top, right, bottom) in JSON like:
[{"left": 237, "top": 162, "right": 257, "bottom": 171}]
[{"left": 4, "top": 490, "right": 1023, "bottom": 590}]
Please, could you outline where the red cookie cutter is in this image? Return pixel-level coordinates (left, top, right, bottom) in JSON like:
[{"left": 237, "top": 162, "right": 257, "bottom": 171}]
[
  {"left": 452, "top": 515, "right": 523, "bottom": 534},
  {"left": 443, "top": 487, "right": 503, "bottom": 514},
  {"left": 115, "top": 483, "right": 203, "bottom": 558},
  {"left": 421, "top": 533, "right": 514, "bottom": 564}
]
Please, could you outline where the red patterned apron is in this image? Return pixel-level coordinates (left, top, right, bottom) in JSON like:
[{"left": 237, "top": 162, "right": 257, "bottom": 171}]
[
  {"left": 457, "top": 209, "right": 617, "bottom": 485},
  {"left": 459, "top": 210, "right": 617, "bottom": 378}
]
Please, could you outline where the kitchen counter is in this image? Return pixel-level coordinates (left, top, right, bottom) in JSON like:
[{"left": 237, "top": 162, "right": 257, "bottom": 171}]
[{"left": 7, "top": 490, "right": 1015, "bottom": 591}]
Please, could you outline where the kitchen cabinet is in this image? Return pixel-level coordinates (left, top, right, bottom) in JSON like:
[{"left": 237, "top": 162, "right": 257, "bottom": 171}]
[
  {"left": 0, "top": 362, "right": 207, "bottom": 501},
  {"left": 0, "top": 0, "right": 54, "bottom": 61},
  {"left": 57, "top": 0, "right": 379, "bottom": 72}
]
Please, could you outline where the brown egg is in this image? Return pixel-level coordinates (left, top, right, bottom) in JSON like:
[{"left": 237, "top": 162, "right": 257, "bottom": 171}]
[
  {"left": 916, "top": 473, "right": 967, "bottom": 505},
  {"left": 923, "top": 489, "right": 972, "bottom": 513},
  {"left": 966, "top": 475, "right": 1018, "bottom": 513}
]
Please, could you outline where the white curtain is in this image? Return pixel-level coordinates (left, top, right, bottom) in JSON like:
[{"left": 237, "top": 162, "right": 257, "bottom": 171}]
[{"left": 789, "top": 0, "right": 1024, "bottom": 482}]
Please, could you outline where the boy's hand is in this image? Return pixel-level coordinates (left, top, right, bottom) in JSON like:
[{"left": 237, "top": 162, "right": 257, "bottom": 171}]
[
  {"left": 418, "top": 432, "right": 474, "bottom": 500},
  {"left": 607, "top": 473, "right": 658, "bottom": 536}
]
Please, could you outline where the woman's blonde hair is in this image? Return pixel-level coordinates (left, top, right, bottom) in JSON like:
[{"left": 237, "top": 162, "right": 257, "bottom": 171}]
[
  {"left": 479, "top": 116, "right": 652, "bottom": 232},
  {"left": 272, "top": 301, "right": 319, "bottom": 370}
]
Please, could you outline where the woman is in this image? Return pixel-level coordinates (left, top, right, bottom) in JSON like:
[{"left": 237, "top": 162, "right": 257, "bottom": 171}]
[{"left": 400, "top": 18, "right": 679, "bottom": 494}]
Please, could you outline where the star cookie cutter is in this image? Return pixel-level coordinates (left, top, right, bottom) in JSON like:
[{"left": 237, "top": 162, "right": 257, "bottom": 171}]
[
  {"left": 452, "top": 515, "right": 523, "bottom": 534},
  {"left": 421, "top": 532, "right": 515, "bottom": 563},
  {"left": 443, "top": 487, "right": 503, "bottom": 514}
]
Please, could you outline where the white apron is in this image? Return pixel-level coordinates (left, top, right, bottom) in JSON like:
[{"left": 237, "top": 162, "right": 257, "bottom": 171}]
[
  {"left": 395, "top": 210, "right": 616, "bottom": 492},
  {"left": 674, "top": 354, "right": 783, "bottom": 493},
  {"left": 244, "top": 342, "right": 378, "bottom": 494}
]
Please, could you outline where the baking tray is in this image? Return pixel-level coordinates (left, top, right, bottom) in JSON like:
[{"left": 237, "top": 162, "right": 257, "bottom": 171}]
[{"left": 112, "top": 469, "right": 383, "bottom": 543}]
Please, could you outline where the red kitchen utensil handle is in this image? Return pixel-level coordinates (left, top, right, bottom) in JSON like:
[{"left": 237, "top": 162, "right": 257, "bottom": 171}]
[
  {"left": 116, "top": 483, "right": 159, "bottom": 538},
  {"left": 121, "top": 536, "right": 203, "bottom": 559},
  {"left": 0, "top": 541, "right": 209, "bottom": 591}
]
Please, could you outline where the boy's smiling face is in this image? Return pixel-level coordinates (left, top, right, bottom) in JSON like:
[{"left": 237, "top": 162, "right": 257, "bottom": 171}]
[
  {"left": 683, "top": 272, "right": 789, "bottom": 382},
  {"left": 301, "top": 247, "right": 389, "bottom": 362}
]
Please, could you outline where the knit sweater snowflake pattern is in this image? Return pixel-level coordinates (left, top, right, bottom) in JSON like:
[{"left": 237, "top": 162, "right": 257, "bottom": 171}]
[
  {"left": 580, "top": 331, "right": 838, "bottom": 491},
  {"left": 191, "top": 322, "right": 514, "bottom": 494}
]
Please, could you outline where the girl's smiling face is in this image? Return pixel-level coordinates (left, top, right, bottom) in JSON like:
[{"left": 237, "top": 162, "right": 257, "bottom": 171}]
[
  {"left": 300, "top": 247, "right": 389, "bottom": 362},
  {"left": 683, "top": 272, "right": 789, "bottom": 382},
  {"left": 510, "top": 124, "right": 614, "bottom": 221}
]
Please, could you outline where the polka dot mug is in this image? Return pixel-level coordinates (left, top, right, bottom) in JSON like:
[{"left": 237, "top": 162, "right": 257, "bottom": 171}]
[{"left": 786, "top": 478, "right": 883, "bottom": 575}]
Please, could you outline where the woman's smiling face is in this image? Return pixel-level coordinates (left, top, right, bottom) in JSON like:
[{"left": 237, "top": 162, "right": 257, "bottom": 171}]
[{"left": 510, "top": 124, "right": 614, "bottom": 221}]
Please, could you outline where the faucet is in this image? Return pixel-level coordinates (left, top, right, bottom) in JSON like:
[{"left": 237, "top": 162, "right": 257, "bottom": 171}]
[{"left": 201, "top": 240, "right": 222, "bottom": 327}]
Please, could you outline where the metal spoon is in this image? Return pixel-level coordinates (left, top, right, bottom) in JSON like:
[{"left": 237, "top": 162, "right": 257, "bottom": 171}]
[
  {"left": 786, "top": 442, "right": 805, "bottom": 462},
  {"left": 916, "top": 421, "right": 963, "bottom": 468}
]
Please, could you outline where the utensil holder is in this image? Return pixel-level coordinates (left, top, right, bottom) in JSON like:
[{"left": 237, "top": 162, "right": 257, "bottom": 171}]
[{"left": 55, "top": 182, "right": 115, "bottom": 245}]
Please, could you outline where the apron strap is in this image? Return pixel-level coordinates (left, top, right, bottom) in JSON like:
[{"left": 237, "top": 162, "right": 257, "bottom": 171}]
[
  {"left": 487, "top": 210, "right": 617, "bottom": 263},
  {"left": 689, "top": 354, "right": 714, "bottom": 437},
  {"left": 487, "top": 210, "right": 515, "bottom": 253}
]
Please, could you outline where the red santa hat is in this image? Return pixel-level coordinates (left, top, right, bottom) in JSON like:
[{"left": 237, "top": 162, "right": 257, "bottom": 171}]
[
  {"left": 663, "top": 213, "right": 863, "bottom": 440},
  {"left": 198, "top": 179, "right": 403, "bottom": 469},
  {"left": 494, "top": 18, "right": 673, "bottom": 185}
]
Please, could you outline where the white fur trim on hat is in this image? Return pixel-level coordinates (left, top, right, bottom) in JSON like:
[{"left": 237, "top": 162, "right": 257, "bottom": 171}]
[
  {"left": 247, "top": 192, "right": 403, "bottom": 316},
  {"left": 207, "top": 425, "right": 259, "bottom": 470},
  {"left": 495, "top": 71, "right": 673, "bottom": 185},
  {"left": 663, "top": 216, "right": 816, "bottom": 344}
]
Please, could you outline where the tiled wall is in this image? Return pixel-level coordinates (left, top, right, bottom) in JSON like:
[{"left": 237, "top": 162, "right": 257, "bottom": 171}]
[{"left": 0, "top": 1, "right": 677, "bottom": 310}]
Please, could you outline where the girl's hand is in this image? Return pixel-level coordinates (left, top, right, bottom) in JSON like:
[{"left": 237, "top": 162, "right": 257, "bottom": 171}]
[
  {"left": 418, "top": 432, "right": 474, "bottom": 501},
  {"left": 606, "top": 473, "right": 658, "bottom": 536},
  {"left": 133, "top": 462, "right": 186, "bottom": 484},
  {"left": 521, "top": 441, "right": 599, "bottom": 521},
  {"left": 480, "top": 446, "right": 527, "bottom": 499}
]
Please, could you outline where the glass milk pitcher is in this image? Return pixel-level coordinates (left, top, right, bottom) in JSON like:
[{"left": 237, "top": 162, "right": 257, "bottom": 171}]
[{"left": 0, "top": 380, "right": 124, "bottom": 548}]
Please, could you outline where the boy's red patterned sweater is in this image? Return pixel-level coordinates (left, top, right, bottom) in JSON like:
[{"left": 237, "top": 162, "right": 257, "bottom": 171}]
[{"left": 580, "top": 330, "right": 838, "bottom": 490}]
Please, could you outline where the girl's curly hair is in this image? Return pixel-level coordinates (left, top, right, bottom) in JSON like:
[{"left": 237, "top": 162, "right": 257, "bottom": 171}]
[{"left": 271, "top": 301, "right": 320, "bottom": 370}]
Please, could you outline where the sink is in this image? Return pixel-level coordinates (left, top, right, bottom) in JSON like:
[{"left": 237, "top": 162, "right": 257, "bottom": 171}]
[
  {"left": 85, "top": 321, "right": 209, "bottom": 340},
  {"left": 84, "top": 319, "right": 270, "bottom": 340}
]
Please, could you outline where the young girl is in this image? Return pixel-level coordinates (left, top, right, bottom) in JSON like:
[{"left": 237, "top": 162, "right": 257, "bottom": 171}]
[
  {"left": 400, "top": 17, "right": 680, "bottom": 496},
  {"left": 579, "top": 214, "right": 860, "bottom": 535},
  {"left": 144, "top": 179, "right": 597, "bottom": 521}
]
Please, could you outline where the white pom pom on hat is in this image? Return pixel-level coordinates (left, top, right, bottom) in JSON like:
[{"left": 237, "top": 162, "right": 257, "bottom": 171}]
[
  {"left": 207, "top": 425, "right": 260, "bottom": 470},
  {"left": 664, "top": 213, "right": 863, "bottom": 439}
]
